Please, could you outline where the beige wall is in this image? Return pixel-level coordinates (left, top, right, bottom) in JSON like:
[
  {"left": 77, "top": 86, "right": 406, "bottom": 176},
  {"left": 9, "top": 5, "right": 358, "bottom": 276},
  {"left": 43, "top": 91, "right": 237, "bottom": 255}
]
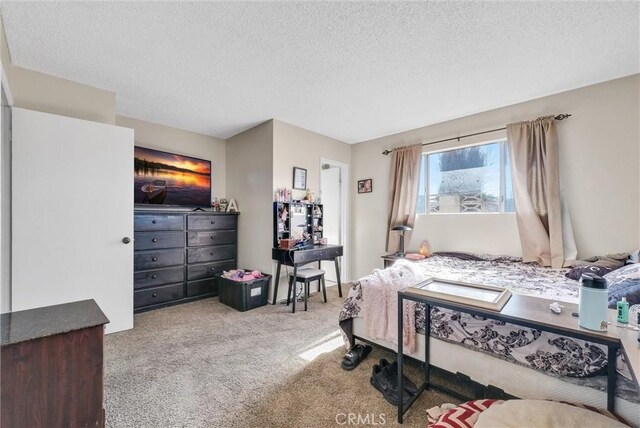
[
  {"left": 351, "top": 74, "right": 640, "bottom": 279},
  {"left": 271, "top": 120, "right": 352, "bottom": 299},
  {"left": 0, "top": 18, "right": 115, "bottom": 124},
  {"left": 7, "top": 67, "right": 115, "bottom": 124},
  {"left": 226, "top": 120, "right": 274, "bottom": 293},
  {"left": 226, "top": 119, "right": 352, "bottom": 302},
  {"left": 116, "top": 116, "right": 226, "bottom": 200},
  {"left": 272, "top": 120, "right": 351, "bottom": 198}
]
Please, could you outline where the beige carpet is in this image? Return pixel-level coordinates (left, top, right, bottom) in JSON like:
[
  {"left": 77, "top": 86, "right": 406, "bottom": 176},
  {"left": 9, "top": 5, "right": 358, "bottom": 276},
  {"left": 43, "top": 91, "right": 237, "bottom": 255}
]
[
  {"left": 239, "top": 346, "right": 460, "bottom": 428},
  {"left": 104, "top": 287, "right": 460, "bottom": 427}
]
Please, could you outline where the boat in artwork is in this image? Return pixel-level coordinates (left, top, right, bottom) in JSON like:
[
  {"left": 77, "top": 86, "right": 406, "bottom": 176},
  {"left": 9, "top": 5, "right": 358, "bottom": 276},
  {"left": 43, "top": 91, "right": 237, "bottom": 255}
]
[{"left": 141, "top": 180, "right": 167, "bottom": 204}]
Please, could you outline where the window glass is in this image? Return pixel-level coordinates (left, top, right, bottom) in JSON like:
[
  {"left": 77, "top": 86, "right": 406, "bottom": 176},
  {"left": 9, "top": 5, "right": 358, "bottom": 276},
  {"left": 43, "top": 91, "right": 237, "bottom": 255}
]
[{"left": 418, "top": 140, "right": 514, "bottom": 214}]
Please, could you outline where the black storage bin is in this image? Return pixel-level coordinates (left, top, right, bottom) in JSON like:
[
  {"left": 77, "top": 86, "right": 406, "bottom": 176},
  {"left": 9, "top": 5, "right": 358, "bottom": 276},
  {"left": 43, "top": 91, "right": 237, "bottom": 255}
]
[{"left": 217, "top": 272, "right": 271, "bottom": 312}]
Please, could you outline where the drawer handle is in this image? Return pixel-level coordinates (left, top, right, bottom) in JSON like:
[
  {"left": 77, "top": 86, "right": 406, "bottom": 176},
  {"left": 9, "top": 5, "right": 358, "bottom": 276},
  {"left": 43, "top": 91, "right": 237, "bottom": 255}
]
[
  {"left": 151, "top": 274, "right": 157, "bottom": 279},
  {"left": 152, "top": 293, "right": 158, "bottom": 297},
  {"left": 210, "top": 235, "right": 216, "bottom": 240},
  {"left": 152, "top": 238, "right": 158, "bottom": 243},
  {"left": 152, "top": 257, "right": 158, "bottom": 262},
  {"left": 211, "top": 267, "right": 216, "bottom": 271},
  {"left": 210, "top": 252, "right": 216, "bottom": 256},
  {"left": 210, "top": 220, "right": 216, "bottom": 224},
  {"left": 152, "top": 219, "right": 157, "bottom": 224}
]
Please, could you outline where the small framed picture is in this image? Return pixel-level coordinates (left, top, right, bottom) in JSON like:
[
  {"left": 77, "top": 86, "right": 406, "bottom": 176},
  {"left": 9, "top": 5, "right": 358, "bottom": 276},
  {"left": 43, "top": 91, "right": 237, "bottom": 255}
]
[
  {"left": 293, "top": 167, "right": 307, "bottom": 190},
  {"left": 358, "top": 178, "right": 373, "bottom": 194}
]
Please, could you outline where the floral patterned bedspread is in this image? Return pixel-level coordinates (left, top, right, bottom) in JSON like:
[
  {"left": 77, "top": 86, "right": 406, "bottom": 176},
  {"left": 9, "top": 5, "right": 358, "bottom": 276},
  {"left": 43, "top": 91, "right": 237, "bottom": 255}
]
[{"left": 339, "top": 255, "right": 625, "bottom": 381}]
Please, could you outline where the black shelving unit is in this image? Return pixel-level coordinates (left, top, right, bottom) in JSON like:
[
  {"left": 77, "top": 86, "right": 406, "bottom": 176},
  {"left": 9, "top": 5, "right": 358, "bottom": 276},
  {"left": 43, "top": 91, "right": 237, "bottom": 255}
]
[{"left": 273, "top": 201, "right": 323, "bottom": 247}]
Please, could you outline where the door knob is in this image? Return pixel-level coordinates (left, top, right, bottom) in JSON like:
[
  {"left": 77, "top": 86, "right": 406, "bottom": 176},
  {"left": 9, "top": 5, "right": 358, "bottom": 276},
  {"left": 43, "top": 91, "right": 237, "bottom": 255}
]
[{"left": 122, "top": 237, "right": 131, "bottom": 244}]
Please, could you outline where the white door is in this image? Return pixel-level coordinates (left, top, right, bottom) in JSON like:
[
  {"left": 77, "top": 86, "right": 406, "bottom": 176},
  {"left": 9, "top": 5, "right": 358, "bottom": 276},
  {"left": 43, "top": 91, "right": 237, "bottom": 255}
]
[
  {"left": 12, "top": 108, "right": 134, "bottom": 333},
  {"left": 320, "top": 163, "right": 342, "bottom": 282}
]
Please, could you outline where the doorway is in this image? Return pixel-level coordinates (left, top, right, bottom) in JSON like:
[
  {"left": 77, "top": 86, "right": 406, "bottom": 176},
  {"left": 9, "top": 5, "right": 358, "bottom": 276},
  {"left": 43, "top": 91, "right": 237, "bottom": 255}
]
[{"left": 320, "top": 158, "right": 349, "bottom": 283}]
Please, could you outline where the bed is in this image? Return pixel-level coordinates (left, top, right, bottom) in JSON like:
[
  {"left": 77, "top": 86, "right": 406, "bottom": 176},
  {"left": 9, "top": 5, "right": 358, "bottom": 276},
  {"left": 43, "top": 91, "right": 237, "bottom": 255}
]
[{"left": 338, "top": 254, "right": 639, "bottom": 425}]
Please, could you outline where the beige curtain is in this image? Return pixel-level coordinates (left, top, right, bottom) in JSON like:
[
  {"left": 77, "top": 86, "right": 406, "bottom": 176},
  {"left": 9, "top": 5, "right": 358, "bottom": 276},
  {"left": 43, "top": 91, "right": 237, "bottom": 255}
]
[
  {"left": 507, "top": 115, "right": 565, "bottom": 268},
  {"left": 386, "top": 144, "right": 422, "bottom": 253}
]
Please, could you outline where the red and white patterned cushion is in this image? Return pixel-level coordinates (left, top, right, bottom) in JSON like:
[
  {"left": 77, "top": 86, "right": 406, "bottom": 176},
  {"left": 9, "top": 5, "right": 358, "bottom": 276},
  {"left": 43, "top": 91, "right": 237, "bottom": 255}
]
[{"left": 429, "top": 399, "right": 503, "bottom": 428}]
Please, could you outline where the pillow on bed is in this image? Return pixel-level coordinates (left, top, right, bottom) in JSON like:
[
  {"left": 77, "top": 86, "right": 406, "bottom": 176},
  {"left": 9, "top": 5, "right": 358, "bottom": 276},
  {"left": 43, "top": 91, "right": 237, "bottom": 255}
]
[
  {"left": 604, "top": 263, "right": 640, "bottom": 309},
  {"left": 428, "top": 399, "right": 503, "bottom": 428},
  {"left": 565, "top": 265, "right": 612, "bottom": 280},
  {"left": 474, "top": 399, "right": 629, "bottom": 428}
]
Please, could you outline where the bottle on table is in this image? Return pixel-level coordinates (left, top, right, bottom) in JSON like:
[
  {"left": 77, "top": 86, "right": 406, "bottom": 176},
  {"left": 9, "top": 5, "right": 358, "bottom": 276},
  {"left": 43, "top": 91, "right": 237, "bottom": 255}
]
[{"left": 617, "top": 297, "right": 629, "bottom": 324}]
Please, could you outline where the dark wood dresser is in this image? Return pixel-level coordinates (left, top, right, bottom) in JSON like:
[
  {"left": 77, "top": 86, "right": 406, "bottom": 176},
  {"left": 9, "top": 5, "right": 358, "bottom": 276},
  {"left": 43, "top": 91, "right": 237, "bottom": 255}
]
[
  {"left": 1, "top": 299, "right": 109, "bottom": 428},
  {"left": 134, "top": 208, "right": 238, "bottom": 312}
]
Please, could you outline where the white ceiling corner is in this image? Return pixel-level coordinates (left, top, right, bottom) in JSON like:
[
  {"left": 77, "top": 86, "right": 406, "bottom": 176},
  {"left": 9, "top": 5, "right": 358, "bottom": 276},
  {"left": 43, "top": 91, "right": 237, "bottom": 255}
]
[{"left": 1, "top": 1, "right": 638, "bottom": 143}]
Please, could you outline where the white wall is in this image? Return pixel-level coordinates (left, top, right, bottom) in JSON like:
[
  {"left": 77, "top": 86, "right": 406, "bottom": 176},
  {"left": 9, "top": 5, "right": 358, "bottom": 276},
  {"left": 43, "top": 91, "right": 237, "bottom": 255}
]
[
  {"left": 116, "top": 115, "right": 227, "bottom": 200},
  {"left": 351, "top": 74, "right": 640, "bottom": 279},
  {"left": 226, "top": 120, "right": 274, "bottom": 290}
]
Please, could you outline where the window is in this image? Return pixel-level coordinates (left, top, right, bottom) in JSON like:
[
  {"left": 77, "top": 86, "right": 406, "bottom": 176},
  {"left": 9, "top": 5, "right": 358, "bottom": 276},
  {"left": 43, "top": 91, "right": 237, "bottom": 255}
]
[{"left": 417, "top": 140, "right": 514, "bottom": 214}]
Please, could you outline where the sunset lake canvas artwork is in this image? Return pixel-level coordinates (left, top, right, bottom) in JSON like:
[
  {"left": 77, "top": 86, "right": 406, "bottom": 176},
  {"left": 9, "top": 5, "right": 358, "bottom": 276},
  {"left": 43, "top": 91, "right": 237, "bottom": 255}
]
[{"left": 134, "top": 146, "right": 211, "bottom": 206}]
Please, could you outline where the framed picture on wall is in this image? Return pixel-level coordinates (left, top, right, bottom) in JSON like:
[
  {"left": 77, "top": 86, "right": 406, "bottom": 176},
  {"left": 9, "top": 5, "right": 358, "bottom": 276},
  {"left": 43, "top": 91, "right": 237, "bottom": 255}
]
[
  {"left": 358, "top": 178, "right": 372, "bottom": 194},
  {"left": 293, "top": 167, "right": 307, "bottom": 190}
]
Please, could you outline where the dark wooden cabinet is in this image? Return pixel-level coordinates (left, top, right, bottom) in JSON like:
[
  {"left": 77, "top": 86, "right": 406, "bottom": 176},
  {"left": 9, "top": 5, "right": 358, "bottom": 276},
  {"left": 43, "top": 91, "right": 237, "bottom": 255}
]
[
  {"left": 1, "top": 300, "right": 109, "bottom": 428},
  {"left": 133, "top": 209, "right": 238, "bottom": 312}
]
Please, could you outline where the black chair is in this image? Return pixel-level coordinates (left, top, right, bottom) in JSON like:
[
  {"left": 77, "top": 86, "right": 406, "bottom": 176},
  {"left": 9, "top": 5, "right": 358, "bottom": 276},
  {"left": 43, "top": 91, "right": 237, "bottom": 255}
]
[{"left": 287, "top": 268, "right": 327, "bottom": 313}]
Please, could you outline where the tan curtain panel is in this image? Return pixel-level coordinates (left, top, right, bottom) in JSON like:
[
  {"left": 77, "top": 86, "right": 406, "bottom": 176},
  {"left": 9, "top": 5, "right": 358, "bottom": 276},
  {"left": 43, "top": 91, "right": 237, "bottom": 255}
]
[
  {"left": 507, "top": 116, "right": 564, "bottom": 268},
  {"left": 386, "top": 144, "right": 422, "bottom": 253}
]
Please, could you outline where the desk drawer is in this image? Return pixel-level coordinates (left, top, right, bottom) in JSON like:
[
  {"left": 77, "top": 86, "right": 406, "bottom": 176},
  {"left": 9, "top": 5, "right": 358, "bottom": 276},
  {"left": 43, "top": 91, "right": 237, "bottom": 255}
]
[
  {"left": 293, "top": 247, "right": 343, "bottom": 264},
  {"left": 135, "top": 249, "right": 184, "bottom": 270},
  {"left": 134, "top": 214, "right": 183, "bottom": 231},
  {"left": 134, "top": 266, "right": 184, "bottom": 289},
  {"left": 187, "top": 215, "right": 236, "bottom": 231},
  {"left": 135, "top": 231, "right": 185, "bottom": 251},
  {"left": 187, "top": 230, "right": 236, "bottom": 247},
  {"left": 134, "top": 283, "right": 184, "bottom": 308},
  {"left": 187, "top": 245, "right": 236, "bottom": 264},
  {"left": 187, "top": 260, "right": 236, "bottom": 281},
  {"left": 320, "top": 246, "right": 343, "bottom": 259}
]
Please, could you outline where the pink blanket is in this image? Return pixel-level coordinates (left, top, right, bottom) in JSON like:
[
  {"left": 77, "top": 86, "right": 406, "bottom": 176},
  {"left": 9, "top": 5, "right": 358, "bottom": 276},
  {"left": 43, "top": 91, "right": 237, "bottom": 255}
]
[{"left": 361, "top": 260, "right": 428, "bottom": 354}]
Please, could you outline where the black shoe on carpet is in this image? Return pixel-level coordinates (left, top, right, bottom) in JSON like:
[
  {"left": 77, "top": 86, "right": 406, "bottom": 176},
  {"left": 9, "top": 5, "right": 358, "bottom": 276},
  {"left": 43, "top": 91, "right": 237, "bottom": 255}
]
[
  {"left": 379, "top": 358, "right": 419, "bottom": 395},
  {"left": 341, "top": 344, "right": 372, "bottom": 371},
  {"left": 370, "top": 364, "right": 413, "bottom": 406}
]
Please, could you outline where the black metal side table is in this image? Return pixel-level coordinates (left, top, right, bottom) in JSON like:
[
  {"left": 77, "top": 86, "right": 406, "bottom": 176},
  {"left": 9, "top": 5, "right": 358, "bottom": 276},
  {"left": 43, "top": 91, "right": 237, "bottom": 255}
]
[{"left": 396, "top": 285, "right": 621, "bottom": 424}]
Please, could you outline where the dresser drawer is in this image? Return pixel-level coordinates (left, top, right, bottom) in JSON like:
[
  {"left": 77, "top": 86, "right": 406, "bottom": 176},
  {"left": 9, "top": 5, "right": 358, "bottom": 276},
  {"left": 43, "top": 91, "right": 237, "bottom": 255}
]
[
  {"left": 134, "top": 283, "right": 184, "bottom": 308},
  {"left": 187, "top": 278, "right": 218, "bottom": 297},
  {"left": 134, "top": 214, "right": 183, "bottom": 231},
  {"left": 187, "top": 245, "right": 236, "bottom": 264},
  {"left": 135, "top": 249, "right": 184, "bottom": 270},
  {"left": 187, "top": 215, "right": 236, "bottom": 231},
  {"left": 187, "top": 230, "right": 236, "bottom": 247},
  {"left": 134, "top": 266, "right": 184, "bottom": 289},
  {"left": 134, "top": 231, "right": 185, "bottom": 251},
  {"left": 187, "top": 260, "right": 236, "bottom": 281}
]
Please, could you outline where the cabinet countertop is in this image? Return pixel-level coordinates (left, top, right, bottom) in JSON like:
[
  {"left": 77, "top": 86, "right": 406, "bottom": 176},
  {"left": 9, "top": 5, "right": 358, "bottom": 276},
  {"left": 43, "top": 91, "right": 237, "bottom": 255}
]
[{"left": 1, "top": 299, "right": 109, "bottom": 346}]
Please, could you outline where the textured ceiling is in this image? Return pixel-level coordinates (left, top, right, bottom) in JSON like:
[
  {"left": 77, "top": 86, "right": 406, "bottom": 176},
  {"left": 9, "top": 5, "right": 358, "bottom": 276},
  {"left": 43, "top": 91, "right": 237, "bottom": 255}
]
[{"left": 2, "top": 2, "right": 639, "bottom": 143}]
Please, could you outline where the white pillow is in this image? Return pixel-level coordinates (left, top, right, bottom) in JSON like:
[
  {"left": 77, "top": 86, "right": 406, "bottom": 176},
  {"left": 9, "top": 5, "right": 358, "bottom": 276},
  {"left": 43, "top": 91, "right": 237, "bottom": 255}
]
[{"left": 475, "top": 400, "right": 627, "bottom": 428}]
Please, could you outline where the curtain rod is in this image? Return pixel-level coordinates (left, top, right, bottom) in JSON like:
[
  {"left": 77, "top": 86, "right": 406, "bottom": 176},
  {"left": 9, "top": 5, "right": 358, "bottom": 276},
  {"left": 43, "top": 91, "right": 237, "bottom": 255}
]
[{"left": 381, "top": 113, "right": 572, "bottom": 155}]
